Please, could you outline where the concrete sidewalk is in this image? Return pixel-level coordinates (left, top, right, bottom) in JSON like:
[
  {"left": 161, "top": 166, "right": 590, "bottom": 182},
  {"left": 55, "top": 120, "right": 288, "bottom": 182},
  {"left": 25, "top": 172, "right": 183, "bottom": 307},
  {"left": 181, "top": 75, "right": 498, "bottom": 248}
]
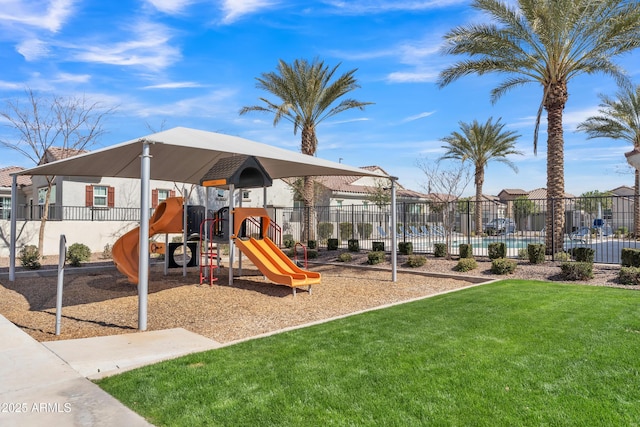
[{"left": 0, "top": 315, "right": 221, "bottom": 427}]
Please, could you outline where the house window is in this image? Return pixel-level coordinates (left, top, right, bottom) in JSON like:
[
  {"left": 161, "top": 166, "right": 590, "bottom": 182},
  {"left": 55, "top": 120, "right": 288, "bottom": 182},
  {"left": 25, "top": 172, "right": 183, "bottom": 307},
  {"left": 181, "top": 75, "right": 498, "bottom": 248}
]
[
  {"left": 336, "top": 200, "right": 343, "bottom": 209},
  {"left": 86, "top": 185, "right": 114, "bottom": 207},
  {"left": 0, "top": 196, "right": 10, "bottom": 219},
  {"left": 217, "top": 189, "right": 226, "bottom": 199},
  {"left": 38, "top": 185, "right": 56, "bottom": 205},
  {"left": 363, "top": 201, "right": 369, "bottom": 210},
  {"left": 152, "top": 189, "right": 176, "bottom": 208},
  {"left": 93, "top": 186, "right": 108, "bottom": 207},
  {"left": 242, "top": 190, "right": 251, "bottom": 201}
]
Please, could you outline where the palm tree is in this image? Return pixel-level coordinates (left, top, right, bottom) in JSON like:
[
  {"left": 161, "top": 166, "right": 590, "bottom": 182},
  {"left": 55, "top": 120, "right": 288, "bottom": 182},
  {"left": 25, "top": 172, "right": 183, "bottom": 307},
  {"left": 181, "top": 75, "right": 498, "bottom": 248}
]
[
  {"left": 438, "top": 0, "right": 640, "bottom": 254},
  {"left": 440, "top": 117, "right": 522, "bottom": 234},
  {"left": 240, "top": 58, "right": 372, "bottom": 241},
  {"left": 578, "top": 84, "right": 640, "bottom": 237}
]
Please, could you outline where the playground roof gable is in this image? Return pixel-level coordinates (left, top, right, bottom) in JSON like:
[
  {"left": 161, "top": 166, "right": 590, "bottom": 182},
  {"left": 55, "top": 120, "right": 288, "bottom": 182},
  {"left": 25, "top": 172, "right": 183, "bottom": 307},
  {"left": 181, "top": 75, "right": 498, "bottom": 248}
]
[{"left": 16, "top": 127, "right": 386, "bottom": 183}]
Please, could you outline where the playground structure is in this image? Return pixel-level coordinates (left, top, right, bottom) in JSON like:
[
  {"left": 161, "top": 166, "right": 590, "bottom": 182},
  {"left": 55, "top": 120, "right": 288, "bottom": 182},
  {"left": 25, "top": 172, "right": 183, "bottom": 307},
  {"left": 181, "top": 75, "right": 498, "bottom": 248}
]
[{"left": 111, "top": 155, "right": 321, "bottom": 295}]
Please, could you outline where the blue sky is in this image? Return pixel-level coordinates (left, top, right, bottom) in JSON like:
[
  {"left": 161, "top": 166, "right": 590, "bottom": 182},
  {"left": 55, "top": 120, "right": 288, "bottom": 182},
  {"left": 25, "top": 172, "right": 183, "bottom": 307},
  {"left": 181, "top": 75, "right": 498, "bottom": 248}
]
[{"left": 0, "top": 0, "right": 638, "bottom": 197}]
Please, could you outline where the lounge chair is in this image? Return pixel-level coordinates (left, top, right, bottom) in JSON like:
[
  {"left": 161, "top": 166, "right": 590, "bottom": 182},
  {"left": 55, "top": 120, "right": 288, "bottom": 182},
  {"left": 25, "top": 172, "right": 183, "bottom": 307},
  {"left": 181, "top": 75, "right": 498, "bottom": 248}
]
[{"left": 410, "top": 226, "right": 426, "bottom": 237}]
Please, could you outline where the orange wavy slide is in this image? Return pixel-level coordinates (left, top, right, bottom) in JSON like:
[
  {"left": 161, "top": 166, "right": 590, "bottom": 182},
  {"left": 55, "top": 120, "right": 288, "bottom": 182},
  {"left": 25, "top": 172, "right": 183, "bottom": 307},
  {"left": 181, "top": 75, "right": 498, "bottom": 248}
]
[
  {"left": 234, "top": 236, "right": 321, "bottom": 289},
  {"left": 112, "top": 197, "right": 185, "bottom": 284}
]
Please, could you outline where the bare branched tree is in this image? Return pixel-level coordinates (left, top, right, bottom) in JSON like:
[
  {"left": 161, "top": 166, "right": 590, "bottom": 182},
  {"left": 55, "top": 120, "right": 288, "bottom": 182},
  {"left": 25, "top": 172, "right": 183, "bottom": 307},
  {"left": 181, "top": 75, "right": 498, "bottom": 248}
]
[
  {"left": 0, "top": 88, "right": 116, "bottom": 254},
  {"left": 416, "top": 158, "right": 471, "bottom": 259}
]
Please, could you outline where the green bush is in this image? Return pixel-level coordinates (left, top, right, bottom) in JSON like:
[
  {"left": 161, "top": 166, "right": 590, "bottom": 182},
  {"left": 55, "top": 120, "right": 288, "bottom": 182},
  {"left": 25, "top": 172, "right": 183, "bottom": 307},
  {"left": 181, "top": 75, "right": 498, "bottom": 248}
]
[
  {"left": 454, "top": 258, "right": 477, "bottom": 272},
  {"left": 348, "top": 239, "right": 360, "bottom": 252},
  {"left": 617, "top": 226, "right": 629, "bottom": 236},
  {"left": 517, "top": 248, "right": 528, "bottom": 260},
  {"left": 372, "top": 241, "right": 385, "bottom": 252},
  {"left": 560, "top": 262, "right": 593, "bottom": 281},
  {"left": 459, "top": 243, "right": 473, "bottom": 259},
  {"left": 307, "top": 250, "right": 318, "bottom": 259},
  {"left": 406, "top": 255, "right": 426, "bottom": 268},
  {"left": 527, "top": 244, "right": 546, "bottom": 264},
  {"left": 572, "top": 247, "right": 594, "bottom": 263},
  {"left": 317, "top": 222, "right": 334, "bottom": 240},
  {"left": 434, "top": 243, "right": 447, "bottom": 258},
  {"left": 488, "top": 242, "right": 506, "bottom": 260},
  {"left": 491, "top": 258, "right": 517, "bottom": 275},
  {"left": 554, "top": 251, "right": 571, "bottom": 262},
  {"left": 367, "top": 251, "right": 385, "bottom": 265},
  {"left": 19, "top": 245, "right": 41, "bottom": 270},
  {"left": 357, "top": 223, "right": 373, "bottom": 239},
  {"left": 307, "top": 240, "right": 317, "bottom": 250},
  {"left": 283, "top": 234, "right": 295, "bottom": 248},
  {"left": 399, "top": 242, "right": 413, "bottom": 255},
  {"left": 621, "top": 248, "right": 640, "bottom": 267},
  {"left": 339, "top": 222, "right": 353, "bottom": 241},
  {"left": 67, "top": 243, "right": 92, "bottom": 267},
  {"left": 337, "top": 252, "right": 352, "bottom": 262},
  {"left": 618, "top": 267, "right": 640, "bottom": 285},
  {"left": 327, "top": 238, "right": 339, "bottom": 251}
]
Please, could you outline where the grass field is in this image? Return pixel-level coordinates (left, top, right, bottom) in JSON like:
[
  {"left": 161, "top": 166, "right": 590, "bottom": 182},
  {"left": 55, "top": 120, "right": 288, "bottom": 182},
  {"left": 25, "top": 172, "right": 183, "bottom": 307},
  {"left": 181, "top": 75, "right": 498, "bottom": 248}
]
[{"left": 97, "top": 280, "right": 640, "bottom": 426}]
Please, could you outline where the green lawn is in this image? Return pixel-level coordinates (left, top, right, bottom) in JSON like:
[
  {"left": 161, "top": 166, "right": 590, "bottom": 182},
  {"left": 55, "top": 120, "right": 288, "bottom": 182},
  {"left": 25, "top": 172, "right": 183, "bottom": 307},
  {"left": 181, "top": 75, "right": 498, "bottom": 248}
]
[{"left": 97, "top": 280, "right": 640, "bottom": 426}]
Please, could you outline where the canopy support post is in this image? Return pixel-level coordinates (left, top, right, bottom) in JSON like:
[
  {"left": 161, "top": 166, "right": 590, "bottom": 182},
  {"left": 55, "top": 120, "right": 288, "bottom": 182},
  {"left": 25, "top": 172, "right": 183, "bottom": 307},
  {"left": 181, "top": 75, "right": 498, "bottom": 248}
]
[
  {"left": 9, "top": 174, "right": 18, "bottom": 282},
  {"left": 138, "top": 141, "right": 152, "bottom": 331},
  {"left": 391, "top": 177, "right": 398, "bottom": 283}
]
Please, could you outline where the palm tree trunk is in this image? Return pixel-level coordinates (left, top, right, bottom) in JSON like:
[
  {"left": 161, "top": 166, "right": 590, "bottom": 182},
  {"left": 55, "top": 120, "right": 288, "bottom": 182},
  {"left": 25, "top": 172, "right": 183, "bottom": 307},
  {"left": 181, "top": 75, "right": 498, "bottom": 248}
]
[
  {"left": 301, "top": 126, "right": 317, "bottom": 241},
  {"left": 635, "top": 169, "right": 640, "bottom": 238},
  {"left": 544, "top": 81, "right": 568, "bottom": 255},
  {"left": 475, "top": 167, "right": 484, "bottom": 235}
]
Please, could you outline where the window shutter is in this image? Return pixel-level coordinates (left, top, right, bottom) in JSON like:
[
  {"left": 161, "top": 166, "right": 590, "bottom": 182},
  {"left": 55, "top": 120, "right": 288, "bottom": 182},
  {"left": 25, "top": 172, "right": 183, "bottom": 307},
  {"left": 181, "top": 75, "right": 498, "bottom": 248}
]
[
  {"left": 152, "top": 189, "right": 159, "bottom": 208},
  {"left": 107, "top": 186, "right": 115, "bottom": 207},
  {"left": 85, "top": 185, "right": 93, "bottom": 207}
]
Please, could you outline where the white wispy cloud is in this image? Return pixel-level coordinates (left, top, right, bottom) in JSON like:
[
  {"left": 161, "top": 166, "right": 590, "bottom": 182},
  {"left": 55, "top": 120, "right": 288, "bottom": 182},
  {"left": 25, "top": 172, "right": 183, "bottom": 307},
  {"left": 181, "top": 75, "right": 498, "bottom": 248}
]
[
  {"left": 123, "top": 89, "right": 239, "bottom": 118},
  {"left": 220, "top": 0, "right": 279, "bottom": 24},
  {"left": 16, "top": 39, "right": 50, "bottom": 61},
  {"left": 402, "top": 111, "right": 436, "bottom": 122},
  {"left": 53, "top": 72, "right": 91, "bottom": 83},
  {"left": 0, "top": 0, "right": 75, "bottom": 32},
  {"left": 71, "top": 21, "right": 180, "bottom": 70},
  {"left": 145, "top": 0, "right": 194, "bottom": 14},
  {"left": 142, "top": 82, "right": 205, "bottom": 89}
]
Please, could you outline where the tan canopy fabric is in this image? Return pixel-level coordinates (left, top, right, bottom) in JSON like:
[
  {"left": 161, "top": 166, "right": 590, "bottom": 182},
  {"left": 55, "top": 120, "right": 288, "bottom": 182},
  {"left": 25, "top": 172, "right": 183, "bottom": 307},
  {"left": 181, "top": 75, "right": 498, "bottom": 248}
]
[{"left": 17, "top": 127, "right": 387, "bottom": 182}]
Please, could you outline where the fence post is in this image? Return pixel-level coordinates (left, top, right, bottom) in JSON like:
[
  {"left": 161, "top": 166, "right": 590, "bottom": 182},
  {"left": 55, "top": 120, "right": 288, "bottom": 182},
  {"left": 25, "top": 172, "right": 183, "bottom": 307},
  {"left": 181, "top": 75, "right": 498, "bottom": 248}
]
[
  {"left": 402, "top": 202, "right": 407, "bottom": 243},
  {"left": 467, "top": 199, "right": 471, "bottom": 244},
  {"left": 351, "top": 204, "right": 355, "bottom": 239}
]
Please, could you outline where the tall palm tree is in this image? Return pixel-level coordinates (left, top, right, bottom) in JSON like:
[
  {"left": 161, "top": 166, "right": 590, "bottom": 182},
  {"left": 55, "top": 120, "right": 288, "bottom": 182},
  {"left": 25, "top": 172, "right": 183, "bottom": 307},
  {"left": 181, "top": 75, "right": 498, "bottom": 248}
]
[
  {"left": 240, "top": 58, "right": 372, "bottom": 241},
  {"left": 440, "top": 117, "right": 522, "bottom": 234},
  {"left": 438, "top": 0, "right": 640, "bottom": 254},
  {"left": 578, "top": 84, "right": 640, "bottom": 237}
]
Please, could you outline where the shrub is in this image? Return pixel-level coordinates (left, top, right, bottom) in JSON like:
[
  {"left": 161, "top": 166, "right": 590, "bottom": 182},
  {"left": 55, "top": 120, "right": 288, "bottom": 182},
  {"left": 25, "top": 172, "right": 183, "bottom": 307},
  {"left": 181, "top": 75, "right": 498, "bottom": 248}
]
[
  {"left": 317, "top": 222, "right": 334, "bottom": 241},
  {"left": 491, "top": 258, "right": 517, "bottom": 275},
  {"left": 67, "top": 243, "right": 92, "bottom": 267},
  {"left": 560, "top": 262, "right": 594, "bottom": 281},
  {"left": 348, "top": 239, "right": 360, "bottom": 252},
  {"left": 454, "top": 258, "right": 477, "bottom": 272},
  {"left": 459, "top": 243, "right": 473, "bottom": 259},
  {"left": 527, "top": 244, "right": 546, "bottom": 264},
  {"left": 406, "top": 255, "right": 426, "bottom": 268},
  {"left": 307, "top": 240, "right": 317, "bottom": 250},
  {"left": 434, "top": 243, "right": 447, "bottom": 258},
  {"left": 517, "top": 248, "right": 528, "bottom": 260},
  {"left": 357, "top": 223, "right": 373, "bottom": 239},
  {"left": 618, "top": 267, "right": 640, "bottom": 285},
  {"left": 339, "top": 222, "right": 353, "bottom": 241},
  {"left": 327, "top": 238, "right": 339, "bottom": 251},
  {"left": 621, "top": 248, "right": 640, "bottom": 267},
  {"left": 617, "top": 226, "right": 629, "bottom": 236},
  {"left": 19, "top": 245, "right": 41, "bottom": 270},
  {"left": 399, "top": 242, "right": 413, "bottom": 255},
  {"left": 367, "top": 251, "right": 385, "bottom": 265},
  {"left": 307, "top": 250, "right": 318, "bottom": 259},
  {"left": 554, "top": 251, "right": 571, "bottom": 262},
  {"left": 283, "top": 234, "right": 295, "bottom": 248},
  {"left": 337, "top": 252, "right": 352, "bottom": 262},
  {"left": 101, "top": 243, "right": 113, "bottom": 259},
  {"left": 572, "top": 247, "right": 594, "bottom": 263},
  {"left": 372, "top": 241, "right": 385, "bottom": 252},
  {"left": 488, "top": 242, "right": 506, "bottom": 260}
]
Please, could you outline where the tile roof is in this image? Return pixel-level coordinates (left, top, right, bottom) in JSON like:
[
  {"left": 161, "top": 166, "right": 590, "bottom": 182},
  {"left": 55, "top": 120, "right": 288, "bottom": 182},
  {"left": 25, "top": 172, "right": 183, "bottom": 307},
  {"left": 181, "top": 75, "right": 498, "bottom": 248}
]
[
  {"left": 40, "top": 147, "right": 87, "bottom": 164},
  {"left": 0, "top": 166, "right": 32, "bottom": 187}
]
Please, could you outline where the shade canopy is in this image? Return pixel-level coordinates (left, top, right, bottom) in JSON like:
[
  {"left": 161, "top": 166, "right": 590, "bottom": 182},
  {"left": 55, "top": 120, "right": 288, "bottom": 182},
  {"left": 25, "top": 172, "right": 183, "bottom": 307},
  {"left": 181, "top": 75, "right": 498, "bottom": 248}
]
[{"left": 17, "top": 127, "right": 386, "bottom": 182}]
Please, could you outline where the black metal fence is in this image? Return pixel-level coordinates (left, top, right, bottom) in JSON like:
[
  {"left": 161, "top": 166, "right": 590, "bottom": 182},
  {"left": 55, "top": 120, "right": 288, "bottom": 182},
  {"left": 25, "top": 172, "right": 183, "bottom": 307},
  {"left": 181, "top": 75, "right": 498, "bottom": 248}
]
[
  {"left": 4, "top": 195, "right": 639, "bottom": 264},
  {"left": 273, "top": 196, "right": 640, "bottom": 264}
]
